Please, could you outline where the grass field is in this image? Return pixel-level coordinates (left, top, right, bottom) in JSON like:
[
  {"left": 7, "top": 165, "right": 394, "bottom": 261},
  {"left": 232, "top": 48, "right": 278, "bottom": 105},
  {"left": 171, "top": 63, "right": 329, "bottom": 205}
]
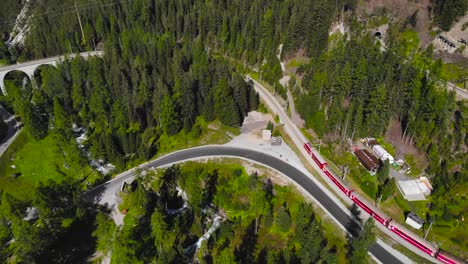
[
  {"left": 0, "top": 132, "right": 98, "bottom": 199},
  {"left": 156, "top": 117, "right": 240, "bottom": 158},
  {"left": 440, "top": 63, "right": 468, "bottom": 89},
  {"left": 381, "top": 191, "right": 468, "bottom": 258}
]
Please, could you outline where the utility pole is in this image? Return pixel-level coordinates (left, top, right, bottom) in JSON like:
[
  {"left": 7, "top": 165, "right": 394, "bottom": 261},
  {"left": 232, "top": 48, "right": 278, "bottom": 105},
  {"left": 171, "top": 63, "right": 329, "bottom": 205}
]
[
  {"left": 376, "top": 194, "right": 383, "bottom": 208},
  {"left": 68, "top": 41, "right": 73, "bottom": 54},
  {"left": 75, "top": 2, "right": 86, "bottom": 46},
  {"left": 342, "top": 166, "right": 348, "bottom": 181},
  {"left": 424, "top": 221, "right": 433, "bottom": 239}
]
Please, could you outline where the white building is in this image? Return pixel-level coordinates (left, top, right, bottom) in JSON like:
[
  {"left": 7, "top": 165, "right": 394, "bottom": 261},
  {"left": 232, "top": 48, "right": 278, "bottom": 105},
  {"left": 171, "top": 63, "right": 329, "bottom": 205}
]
[
  {"left": 397, "top": 177, "right": 433, "bottom": 201},
  {"left": 262, "top": 130, "right": 272, "bottom": 141},
  {"left": 372, "top": 144, "right": 394, "bottom": 164},
  {"left": 406, "top": 212, "right": 425, "bottom": 229}
]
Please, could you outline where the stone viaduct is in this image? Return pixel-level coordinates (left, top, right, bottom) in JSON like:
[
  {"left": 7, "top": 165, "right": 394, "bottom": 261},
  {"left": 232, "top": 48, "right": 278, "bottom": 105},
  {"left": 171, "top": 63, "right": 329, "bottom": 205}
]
[{"left": 0, "top": 51, "right": 103, "bottom": 95}]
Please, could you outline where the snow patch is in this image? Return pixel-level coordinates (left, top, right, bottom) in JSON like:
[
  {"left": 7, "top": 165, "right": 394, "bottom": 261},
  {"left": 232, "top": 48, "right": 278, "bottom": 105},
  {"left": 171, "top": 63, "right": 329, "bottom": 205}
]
[
  {"left": 6, "top": 0, "right": 32, "bottom": 47},
  {"left": 194, "top": 214, "right": 223, "bottom": 250},
  {"left": 277, "top": 44, "right": 286, "bottom": 72},
  {"left": 186, "top": 210, "right": 225, "bottom": 260},
  {"left": 91, "top": 160, "right": 115, "bottom": 175},
  {"left": 329, "top": 21, "right": 348, "bottom": 36},
  {"left": 167, "top": 186, "right": 189, "bottom": 215}
]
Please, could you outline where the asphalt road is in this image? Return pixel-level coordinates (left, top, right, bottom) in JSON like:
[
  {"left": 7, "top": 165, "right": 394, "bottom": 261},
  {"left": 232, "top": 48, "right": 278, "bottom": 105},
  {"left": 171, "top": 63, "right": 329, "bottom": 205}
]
[
  {"left": 0, "top": 104, "right": 21, "bottom": 157},
  {"left": 447, "top": 82, "right": 468, "bottom": 100},
  {"left": 87, "top": 145, "right": 403, "bottom": 264}
]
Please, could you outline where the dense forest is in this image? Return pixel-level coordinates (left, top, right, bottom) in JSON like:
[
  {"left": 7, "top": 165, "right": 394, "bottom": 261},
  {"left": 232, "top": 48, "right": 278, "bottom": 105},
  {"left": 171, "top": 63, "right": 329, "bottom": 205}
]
[
  {"left": 1, "top": 0, "right": 352, "bottom": 63},
  {"left": 0, "top": 0, "right": 354, "bottom": 169},
  {"left": 3, "top": 44, "right": 258, "bottom": 169},
  {"left": 0, "top": 162, "right": 379, "bottom": 263},
  {"left": 94, "top": 163, "right": 374, "bottom": 264},
  {"left": 0, "top": 0, "right": 466, "bottom": 261},
  {"left": 431, "top": 0, "right": 467, "bottom": 31},
  {"left": 295, "top": 22, "right": 467, "bottom": 224}
]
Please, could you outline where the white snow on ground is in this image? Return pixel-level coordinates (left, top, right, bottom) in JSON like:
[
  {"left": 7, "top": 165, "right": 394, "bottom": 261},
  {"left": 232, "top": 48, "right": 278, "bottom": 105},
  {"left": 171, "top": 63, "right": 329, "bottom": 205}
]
[
  {"left": 329, "top": 21, "right": 347, "bottom": 36},
  {"left": 6, "top": 0, "right": 32, "bottom": 47},
  {"left": 72, "top": 125, "right": 116, "bottom": 176},
  {"left": 186, "top": 211, "right": 225, "bottom": 261},
  {"left": 195, "top": 214, "right": 223, "bottom": 250},
  {"left": 76, "top": 133, "right": 87, "bottom": 146},
  {"left": 277, "top": 44, "right": 286, "bottom": 72},
  {"left": 167, "top": 186, "right": 189, "bottom": 215}
]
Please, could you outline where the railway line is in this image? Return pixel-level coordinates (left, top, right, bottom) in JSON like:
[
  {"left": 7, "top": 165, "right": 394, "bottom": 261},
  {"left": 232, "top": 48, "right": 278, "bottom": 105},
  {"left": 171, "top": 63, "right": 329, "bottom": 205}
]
[{"left": 246, "top": 76, "right": 465, "bottom": 264}]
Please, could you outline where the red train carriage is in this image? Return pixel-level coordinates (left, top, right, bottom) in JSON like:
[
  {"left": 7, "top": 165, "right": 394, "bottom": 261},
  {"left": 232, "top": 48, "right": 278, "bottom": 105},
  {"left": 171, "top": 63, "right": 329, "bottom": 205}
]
[
  {"left": 311, "top": 149, "right": 327, "bottom": 170},
  {"left": 436, "top": 249, "right": 467, "bottom": 264},
  {"left": 387, "top": 221, "right": 437, "bottom": 256},
  {"left": 302, "top": 140, "right": 463, "bottom": 263},
  {"left": 304, "top": 142, "right": 312, "bottom": 155}
]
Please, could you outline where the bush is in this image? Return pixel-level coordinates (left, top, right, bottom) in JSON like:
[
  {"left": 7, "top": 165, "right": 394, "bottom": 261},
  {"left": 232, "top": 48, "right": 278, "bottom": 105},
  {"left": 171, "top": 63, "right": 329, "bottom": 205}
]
[{"left": 266, "top": 121, "right": 274, "bottom": 131}]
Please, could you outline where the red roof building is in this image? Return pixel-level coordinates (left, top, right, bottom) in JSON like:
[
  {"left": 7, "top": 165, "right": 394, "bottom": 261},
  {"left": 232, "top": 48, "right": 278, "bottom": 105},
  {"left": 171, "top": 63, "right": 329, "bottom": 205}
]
[{"left": 354, "top": 149, "right": 380, "bottom": 173}]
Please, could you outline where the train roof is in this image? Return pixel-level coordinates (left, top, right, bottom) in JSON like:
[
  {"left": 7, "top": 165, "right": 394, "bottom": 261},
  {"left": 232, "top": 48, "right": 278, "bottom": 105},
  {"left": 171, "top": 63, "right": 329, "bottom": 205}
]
[{"left": 311, "top": 148, "right": 327, "bottom": 164}]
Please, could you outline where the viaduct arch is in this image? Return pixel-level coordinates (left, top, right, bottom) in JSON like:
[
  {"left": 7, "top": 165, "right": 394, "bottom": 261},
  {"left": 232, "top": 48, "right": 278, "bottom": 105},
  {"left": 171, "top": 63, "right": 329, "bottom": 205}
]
[{"left": 0, "top": 51, "right": 103, "bottom": 96}]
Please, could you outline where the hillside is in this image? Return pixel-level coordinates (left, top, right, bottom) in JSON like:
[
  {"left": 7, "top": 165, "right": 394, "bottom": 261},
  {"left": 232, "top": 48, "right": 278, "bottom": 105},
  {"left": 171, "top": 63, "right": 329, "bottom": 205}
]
[{"left": 0, "top": 0, "right": 465, "bottom": 262}]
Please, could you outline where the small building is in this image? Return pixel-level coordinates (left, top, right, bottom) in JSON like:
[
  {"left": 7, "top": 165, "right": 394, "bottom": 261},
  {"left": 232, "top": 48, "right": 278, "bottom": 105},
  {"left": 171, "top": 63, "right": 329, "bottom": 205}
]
[
  {"left": 262, "top": 129, "right": 272, "bottom": 141},
  {"left": 406, "top": 212, "right": 425, "bottom": 229},
  {"left": 365, "top": 138, "right": 379, "bottom": 147},
  {"left": 270, "top": 136, "right": 282, "bottom": 146},
  {"left": 354, "top": 149, "right": 380, "bottom": 174},
  {"left": 419, "top": 177, "right": 433, "bottom": 195},
  {"left": 372, "top": 144, "right": 394, "bottom": 164}
]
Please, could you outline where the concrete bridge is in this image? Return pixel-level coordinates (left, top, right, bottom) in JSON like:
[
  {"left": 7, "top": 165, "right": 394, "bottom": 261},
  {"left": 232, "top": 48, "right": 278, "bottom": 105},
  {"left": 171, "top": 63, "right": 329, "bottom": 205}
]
[{"left": 0, "top": 51, "right": 103, "bottom": 95}]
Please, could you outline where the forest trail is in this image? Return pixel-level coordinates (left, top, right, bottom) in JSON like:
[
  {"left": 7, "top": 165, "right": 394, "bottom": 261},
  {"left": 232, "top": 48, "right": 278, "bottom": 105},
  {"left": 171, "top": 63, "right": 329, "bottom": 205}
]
[{"left": 277, "top": 44, "right": 305, "bottom": 128}]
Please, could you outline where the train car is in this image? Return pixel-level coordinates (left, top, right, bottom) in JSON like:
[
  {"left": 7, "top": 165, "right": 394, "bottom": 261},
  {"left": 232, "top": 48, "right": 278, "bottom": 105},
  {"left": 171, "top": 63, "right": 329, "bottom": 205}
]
[
  {"left": 387, "top": 220, "right": 438, "bottom": 257},
  {"left": 436, "top": 249, "right": 467, "bottom": 264},
  {"left": 302, "top": 141, "right": 464, "bottom": 263},
  {"left": 324, "top": 170, "right": 350, "bottom": 195},
  {"left": 350, "top": 195, "right": 386, "bottom": 224},
  {"left": 311, "top": 148, "right": 328, "bottom": 170},
  {"left": 303, "top": 142, "right": 312, "bottom": 155}
]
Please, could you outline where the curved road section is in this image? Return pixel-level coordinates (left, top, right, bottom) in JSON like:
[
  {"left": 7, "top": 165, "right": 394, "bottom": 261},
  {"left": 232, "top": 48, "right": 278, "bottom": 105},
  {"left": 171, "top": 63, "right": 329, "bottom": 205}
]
[{"left": 87, "top": 145, "right": 403, "bottom": 264}]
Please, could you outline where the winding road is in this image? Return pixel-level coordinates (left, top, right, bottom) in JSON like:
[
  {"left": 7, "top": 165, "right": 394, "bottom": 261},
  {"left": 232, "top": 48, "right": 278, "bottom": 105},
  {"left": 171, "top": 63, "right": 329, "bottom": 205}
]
[{"left": 86, "top": 145, "right": 405, "bottom": 264}]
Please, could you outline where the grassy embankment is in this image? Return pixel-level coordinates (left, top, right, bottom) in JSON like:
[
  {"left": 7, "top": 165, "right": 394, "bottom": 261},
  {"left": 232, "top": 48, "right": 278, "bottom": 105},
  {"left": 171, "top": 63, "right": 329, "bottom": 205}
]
[
  {"left": 440, "top": 63, "right": 468, "bottom": 89},
  {"left": 0, "top": 131, "right": 99, "bottom": 199},
  {"left": 1, "top": 116, "right": 239, "bottom": 198},
  {"left": 156, "top": 117, "right": 240, "bottom": 156}
]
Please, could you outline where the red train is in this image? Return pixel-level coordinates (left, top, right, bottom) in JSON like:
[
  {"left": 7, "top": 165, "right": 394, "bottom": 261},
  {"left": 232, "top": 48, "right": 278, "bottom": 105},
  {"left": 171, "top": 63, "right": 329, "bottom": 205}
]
[{"left": 303, "top": 142, "right": 465, "bottom": 264}]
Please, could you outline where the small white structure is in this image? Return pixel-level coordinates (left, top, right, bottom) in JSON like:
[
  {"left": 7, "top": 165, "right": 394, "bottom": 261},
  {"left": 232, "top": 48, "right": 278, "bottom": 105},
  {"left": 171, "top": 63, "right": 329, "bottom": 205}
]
[
  {"left": 262, "top": 130, "right": 272, "bottom": 141},
  {"left": 372, "top": 145, "right": 394, "bottom": 164},
  {"left": 406, "top": 212, "right": 425, "bottom": 229},
  {"left": 397, "top": 177, "right": 433, "bottom": 201},
  {"left": 270, "top": 136, "right": 282, "bottom": 146},
  {"left": 419, "top": 177, "right": 433, "bottom": 195}
]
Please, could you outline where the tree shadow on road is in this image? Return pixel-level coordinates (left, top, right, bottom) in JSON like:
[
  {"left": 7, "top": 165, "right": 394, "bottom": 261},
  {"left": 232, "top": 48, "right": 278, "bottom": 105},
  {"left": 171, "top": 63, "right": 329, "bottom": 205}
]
[{"left": 346, "top": 203, "right": 363, "bottom": 239}]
